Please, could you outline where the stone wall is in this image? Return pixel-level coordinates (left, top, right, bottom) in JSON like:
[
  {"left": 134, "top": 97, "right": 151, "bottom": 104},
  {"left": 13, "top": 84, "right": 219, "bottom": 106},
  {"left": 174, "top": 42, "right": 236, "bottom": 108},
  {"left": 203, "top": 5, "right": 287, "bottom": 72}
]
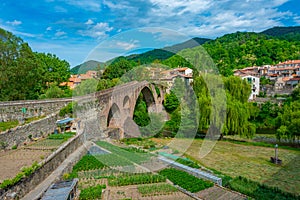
[
  {"left": 0, "top": 113, "right": 59, "bottom": 149},
  {"left": 0, "top": 132, "right": 84, "bottom": 199},
  {"left": 0, "top": 98, "right": 72, "bottom": 122}
]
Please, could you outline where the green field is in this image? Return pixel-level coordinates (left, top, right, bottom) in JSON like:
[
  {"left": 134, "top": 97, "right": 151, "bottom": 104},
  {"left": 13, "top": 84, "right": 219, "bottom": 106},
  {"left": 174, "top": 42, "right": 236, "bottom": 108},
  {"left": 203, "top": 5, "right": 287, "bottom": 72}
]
[{"left": 154, "top": 138, "right": 300, "bottom": 196}]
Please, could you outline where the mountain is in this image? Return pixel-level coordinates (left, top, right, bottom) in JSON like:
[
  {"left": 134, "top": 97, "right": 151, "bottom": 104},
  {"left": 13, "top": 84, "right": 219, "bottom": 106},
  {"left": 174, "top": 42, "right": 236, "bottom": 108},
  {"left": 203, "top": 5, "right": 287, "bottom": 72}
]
[
  {"left": 127, "top": 37, "right": 211, "bottom": 64},
  {"left": 70, "top": 60, "right": 105, "bottom": 74},
  {"left": 164, "top": 37, "right": 211, "bottom": 53},
  {"left": 261, "top": 26, "right": 300, "bottom": 41},
  {"left": 200, "top": 31, "right": 300, "bottom": 75}
]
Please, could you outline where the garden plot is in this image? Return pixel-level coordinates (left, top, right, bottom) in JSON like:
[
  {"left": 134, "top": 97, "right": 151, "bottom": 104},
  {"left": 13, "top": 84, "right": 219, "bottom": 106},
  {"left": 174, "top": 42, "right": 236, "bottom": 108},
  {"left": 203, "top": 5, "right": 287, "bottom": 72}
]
[
  {"left": 0, "top": 149, "right": 51, "bottom": 182},
  {"left": 104, "top": 184, "right": 195, "bottom": 200},
  {"left": 68, "top": 141, "right": 217, "bottom": 200}
]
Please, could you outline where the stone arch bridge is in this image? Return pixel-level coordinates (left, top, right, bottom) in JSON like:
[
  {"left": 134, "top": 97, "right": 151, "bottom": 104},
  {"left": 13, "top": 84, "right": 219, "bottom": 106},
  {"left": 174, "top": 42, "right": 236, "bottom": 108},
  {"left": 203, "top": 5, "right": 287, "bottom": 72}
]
[{"left": 75, "top": 81, "right": 166, "bottom": 139}]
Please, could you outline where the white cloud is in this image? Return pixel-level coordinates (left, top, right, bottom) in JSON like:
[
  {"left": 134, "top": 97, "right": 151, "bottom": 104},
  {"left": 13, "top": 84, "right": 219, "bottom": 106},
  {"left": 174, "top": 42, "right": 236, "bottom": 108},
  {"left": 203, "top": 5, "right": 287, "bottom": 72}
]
[
  {"left": 55, "top": 30, "right": 67, "bottom": 37},
  {"left": 85, "top": 19, "right": 94, "bottom": 25},
  {"left": 46, "top": 26, "right": 52, "bottom": 31},
  {"left": 115, "top": 40, "right": 139, "bottom": 50},
  {"left": 150, "top": 0, "right": 211, "bottom": 16},
  {"left": 0, "top": 23, "right": 38, "bottom": 38},
  {"left": 54, "top": 6, "right": 68, "bottom": 13},
  {"left": 65, "top": 0, "right": 101, "bottom": 12},
  {"left": 140, "top": 27, "right": 188, "bottom": 42},
  {"left": 158, "top": 0, "right": 294, "bottom": 38},
  {"left": 103, "top": 0, "right": 131, "bottom": 10},
  {"left": 79, "top": 22, "right": 113, "bottom": 39},
  {"left": 6, "top": 20, "right": 22, "bottom": 26},
  {"left": 294, "top": 16, "right": 300, "bottom": 24}
]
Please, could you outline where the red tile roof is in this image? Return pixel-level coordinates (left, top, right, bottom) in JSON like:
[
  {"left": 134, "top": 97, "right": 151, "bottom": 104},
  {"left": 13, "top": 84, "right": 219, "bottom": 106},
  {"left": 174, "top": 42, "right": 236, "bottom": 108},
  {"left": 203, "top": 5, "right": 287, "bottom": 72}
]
[{"left": 277, "top": 60, "right": 300, "bottom": 65}]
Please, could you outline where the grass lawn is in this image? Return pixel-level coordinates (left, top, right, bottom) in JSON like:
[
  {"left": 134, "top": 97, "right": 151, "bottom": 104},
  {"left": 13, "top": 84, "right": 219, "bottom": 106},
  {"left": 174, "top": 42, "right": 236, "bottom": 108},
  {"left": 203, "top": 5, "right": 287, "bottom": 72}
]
[{"left": 152, "top": 138, "right": 300, "bottom": 196}]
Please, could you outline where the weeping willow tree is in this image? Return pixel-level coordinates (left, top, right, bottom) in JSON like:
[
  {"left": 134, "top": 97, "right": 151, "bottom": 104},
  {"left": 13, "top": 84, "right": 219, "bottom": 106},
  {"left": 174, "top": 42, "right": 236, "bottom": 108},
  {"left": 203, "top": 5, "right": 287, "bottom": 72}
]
[
  {"left": 224, "top": 76, "right": 252, "bottom": 103},
  {"left": 193, "top": 76, "right": 211, "bottom": 132},
  {"left": 194, "top": 75, "right": 255, "bottom": 139},
  {"left": 222, "top": 76, "right": 255, "bottom": 138}
]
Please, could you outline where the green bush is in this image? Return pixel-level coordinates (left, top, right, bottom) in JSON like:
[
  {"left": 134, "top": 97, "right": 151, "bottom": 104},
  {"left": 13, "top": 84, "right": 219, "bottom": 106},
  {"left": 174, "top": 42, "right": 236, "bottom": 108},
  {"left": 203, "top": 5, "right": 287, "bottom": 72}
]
[
  {"left": 228, "top": 176, "right": 300, "bottom": 200},
  {"left": 0, "top": 120, "right": 19, "bottom": 132},
  {"left": 47, "top": 132, "right": 75, "bottom": 141},
  {"left": 175, "top": 158, "right": 200, "bottom": 169},
  {"left": 0, "top": 141, "right": 8, "bottom": 149},
  {"left": 59, "top": 102, "right": 74, "bottom": 117}
]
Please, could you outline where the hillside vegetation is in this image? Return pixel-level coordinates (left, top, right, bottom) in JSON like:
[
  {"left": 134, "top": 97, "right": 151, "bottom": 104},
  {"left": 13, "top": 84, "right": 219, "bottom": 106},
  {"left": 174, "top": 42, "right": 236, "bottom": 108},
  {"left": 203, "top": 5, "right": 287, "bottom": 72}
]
[
  {"left": 201, "top": 32, "right": 300, "bottom": 76},
  {"left": 70, "top": 60, "right": 104, "bottom": 74},
  {"left": 261, "top": 26, "right": 300, "bottom": 41}
]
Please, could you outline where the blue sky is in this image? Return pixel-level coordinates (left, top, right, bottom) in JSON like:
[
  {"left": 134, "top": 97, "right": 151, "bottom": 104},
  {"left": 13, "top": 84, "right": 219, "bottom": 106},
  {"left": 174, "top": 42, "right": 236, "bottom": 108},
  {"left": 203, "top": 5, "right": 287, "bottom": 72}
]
[{"left": 0, "top": 0, "right": 299, "bottom": 67}]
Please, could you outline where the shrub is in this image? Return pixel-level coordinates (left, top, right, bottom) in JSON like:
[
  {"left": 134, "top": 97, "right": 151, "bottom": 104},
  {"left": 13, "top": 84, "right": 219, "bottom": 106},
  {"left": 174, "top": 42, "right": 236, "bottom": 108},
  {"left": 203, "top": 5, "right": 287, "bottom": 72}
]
[
  {"left": 228, "top": 176, "right": 300, "bottom": 200},
  {"left": 0, "top": 141, "right": 8, "bottom": 149}
]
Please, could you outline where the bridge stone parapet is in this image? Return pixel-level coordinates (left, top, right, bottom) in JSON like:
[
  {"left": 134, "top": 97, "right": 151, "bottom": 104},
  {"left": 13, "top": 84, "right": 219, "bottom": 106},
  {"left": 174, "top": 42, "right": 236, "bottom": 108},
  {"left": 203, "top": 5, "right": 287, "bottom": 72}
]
[{"left": 0, "top": 98, "right": 72, "bottom": 122}]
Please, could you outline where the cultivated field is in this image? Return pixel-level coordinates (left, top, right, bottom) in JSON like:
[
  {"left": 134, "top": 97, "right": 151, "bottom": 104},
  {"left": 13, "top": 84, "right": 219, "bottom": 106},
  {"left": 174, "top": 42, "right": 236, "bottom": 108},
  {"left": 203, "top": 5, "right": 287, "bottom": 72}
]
[
  {"left": 152, "top": 138, "right": 300, "bottom": 196},
  {"left": 0, "top": 149, "right": 51, "bottom": 182},
  {"left": 0, "top": 134, "right": 72, "bottom": 184}
]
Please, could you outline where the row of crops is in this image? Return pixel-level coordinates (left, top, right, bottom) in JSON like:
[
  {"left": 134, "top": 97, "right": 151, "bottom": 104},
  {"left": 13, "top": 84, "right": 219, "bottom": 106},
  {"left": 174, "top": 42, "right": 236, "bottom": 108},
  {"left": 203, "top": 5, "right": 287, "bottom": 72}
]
[
  {"left": 108, "top": 173, "right": 166, "bottom": 186},
  {"left": 137, "top": 183, "right": 178, "bottom": 197},
  {"left": 79, "top": 184, "right": 106, "bottom": 200},
  {"left": 72, "top": 155, "right": 106, "bottom": 172},
  {"left": 67, "top": 141, "right": 215, "bottom": 199},
  {"left": 96, "top": 141, "right": 153, "bottom": 165},
  {"left": 159, "top": 168, "right": 214, "bottom": 193}
]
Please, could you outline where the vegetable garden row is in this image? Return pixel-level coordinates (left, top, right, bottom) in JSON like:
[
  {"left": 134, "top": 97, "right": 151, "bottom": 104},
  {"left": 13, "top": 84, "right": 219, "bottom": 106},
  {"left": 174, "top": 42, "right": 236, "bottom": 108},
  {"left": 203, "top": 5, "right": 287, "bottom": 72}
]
[{"left": 66, "top": 141, "right": 216, "bottom": 199}]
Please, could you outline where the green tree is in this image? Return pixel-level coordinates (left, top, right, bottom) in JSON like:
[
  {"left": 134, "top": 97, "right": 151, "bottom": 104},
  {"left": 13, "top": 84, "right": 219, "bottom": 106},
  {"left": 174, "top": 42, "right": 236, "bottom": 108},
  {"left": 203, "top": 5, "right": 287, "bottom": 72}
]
[
  {"left": 0, "top": 28, "right": 41, "bottom": 100},
  {"left": 133, "top": 94, "right": 150, "bottom": 127},
  {"left": 73, "top": 79, "right": 98, "bottom": 96},
  {"left": 102, "top": 57, "right": 136, "bottom": 79},
  {"left": 34, "top": 52, "right": 70, "bottom": 88},
  {"left": 163, "top": 91, "right": 179, "bottom": 113},
  {"left": 39, "top": 84, "right": 65, "bottom": 99},
  {"left": 0, "top": 28, "right": 71, "bottom": 101}
]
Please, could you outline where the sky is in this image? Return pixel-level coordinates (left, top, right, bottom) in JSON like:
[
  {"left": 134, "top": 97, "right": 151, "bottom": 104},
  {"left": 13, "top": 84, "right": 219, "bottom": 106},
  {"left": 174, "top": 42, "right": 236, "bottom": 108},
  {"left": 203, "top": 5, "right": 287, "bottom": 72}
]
[{"left": 0, "top": 0, "right": 299, "bottom": 67}]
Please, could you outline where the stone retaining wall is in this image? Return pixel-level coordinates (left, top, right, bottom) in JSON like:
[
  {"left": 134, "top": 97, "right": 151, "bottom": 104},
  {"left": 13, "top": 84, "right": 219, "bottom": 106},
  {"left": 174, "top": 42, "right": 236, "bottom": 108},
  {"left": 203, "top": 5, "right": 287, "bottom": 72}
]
[
  {"left": 0, "top": 113, "right": 59, "bottom": 149},
  {"left": 0, "top": 132, "right": 84, "bottom": 199},
  {"left": 0, "top": 98, "right": 72, "bottom": 122}
]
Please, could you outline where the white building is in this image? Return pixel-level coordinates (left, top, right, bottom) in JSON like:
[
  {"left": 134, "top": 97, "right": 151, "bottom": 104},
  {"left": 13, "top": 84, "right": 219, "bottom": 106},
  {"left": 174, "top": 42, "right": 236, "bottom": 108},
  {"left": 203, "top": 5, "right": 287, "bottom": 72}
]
[{"left": 241, "top": 75, "right": 260, "bottom": 100}]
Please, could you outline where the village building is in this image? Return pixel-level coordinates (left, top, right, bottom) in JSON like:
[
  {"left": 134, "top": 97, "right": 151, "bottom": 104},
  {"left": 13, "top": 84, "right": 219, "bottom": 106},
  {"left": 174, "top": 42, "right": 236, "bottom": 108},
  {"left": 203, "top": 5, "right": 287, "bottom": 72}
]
[{"left": 60, "top": 70, "right": 98, "bottom": 89}]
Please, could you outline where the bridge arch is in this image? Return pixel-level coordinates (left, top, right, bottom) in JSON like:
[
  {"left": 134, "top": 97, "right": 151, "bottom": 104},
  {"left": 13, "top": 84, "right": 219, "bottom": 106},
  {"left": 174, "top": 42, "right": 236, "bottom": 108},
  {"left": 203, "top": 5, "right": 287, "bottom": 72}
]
[
  {"left": 123, "top": 95, "right": 131, "bottom": 109},
  {"left": 107, "top": 103, "right": 121, "bottom": 128},
  {"left": 139, "top": 86, "right": 156, "bottom": 112}
]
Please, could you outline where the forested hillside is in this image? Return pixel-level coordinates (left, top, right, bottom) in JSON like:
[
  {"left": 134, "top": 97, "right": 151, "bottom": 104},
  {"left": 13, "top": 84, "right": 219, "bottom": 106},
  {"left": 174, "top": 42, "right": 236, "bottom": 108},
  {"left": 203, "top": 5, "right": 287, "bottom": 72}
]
[
  {"left": 100, "top": 31, "right": 300, "bottom": 77},
  {"left": 201, "top": 32, "right": 300, "bottom": 76},
  {"left": 261, "top": 26, "right": 300, "bottom": 41},
  {"left": 70, "top": 60, "right": 104, "bottom": 74},
  {"left": 125, "top": 37, "right": 210, "bottom": 65}
]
